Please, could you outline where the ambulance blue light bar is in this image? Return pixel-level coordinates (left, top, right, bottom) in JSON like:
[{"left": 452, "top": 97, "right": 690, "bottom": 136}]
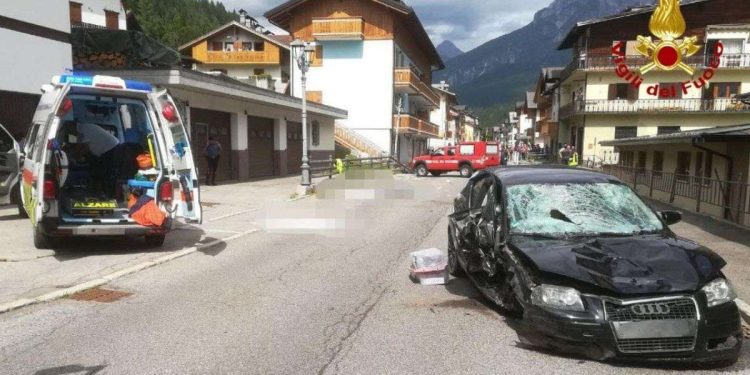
[{"left": 53, "top": 75, "right": 153, "bottom": 92}]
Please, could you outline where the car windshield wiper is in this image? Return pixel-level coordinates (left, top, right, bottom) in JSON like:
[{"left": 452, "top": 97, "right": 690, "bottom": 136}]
[{"left": 511, "top": 233, "right": 562, "bottom": 240}]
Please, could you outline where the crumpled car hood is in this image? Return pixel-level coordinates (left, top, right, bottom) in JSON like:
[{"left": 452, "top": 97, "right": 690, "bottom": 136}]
[{"left": 509, "top": 236, "right": 726, "bottom": 295}]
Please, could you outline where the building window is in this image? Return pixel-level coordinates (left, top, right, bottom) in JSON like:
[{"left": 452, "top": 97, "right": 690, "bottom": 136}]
[
  {"left": 312, "top": 121, "right": 320, "bottom": 146},
  {"left": 676, "top": 151, "right": 691, "bottom": 177},
  {"left": 255, "top": 42, "right": 265, "bottom": 52},
  {"left": 311, "top": 45, "right": 323, "bottom": 67},
  {"left": 652, "top": 151, "right": 664, "bottom": 175},
  {"left": 619, "top": 151, "right": 634, "bottom": 167},
  {"left": 105, "top": 10, "right": 119, "bottom": 30},
  {"left": 608, "top": 84, "right": 638, "bottom": 100},
  {"left": 253, "top": 68, "right": 265, "bottom": 76},
  {"left": 657, "top": 126, "right": 681, "bottom": 135},
  {"left": 211, "top": 41, "right": 223, "bottom": 51},
  {"left": 704, "top": 154, "right": 713, "bottom": 179},
  {"left": 223, "top": 42, "right": 234, "bottom": 51},
  {"left": 242, "top": 42, "right": 253, "bottom": 51},
  {"left": 710, "top": 82, "right": 741, "bottom": 99},
  {"left": 695, "top": 152, "right": 704, "bottom": 177},
  {"left": 637, "top": 151, "right": 647, "bottom": 171},
  {"left": 614, "top": 126, "right": 637, "bottom": 139},
  {"left": 70, "top": 2, "right": 82, "bottom": 25}
]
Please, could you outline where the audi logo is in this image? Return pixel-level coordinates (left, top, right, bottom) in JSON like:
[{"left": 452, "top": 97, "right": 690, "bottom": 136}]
[{"left": 630, "top": 303, "right": 671, "bottom": 315}]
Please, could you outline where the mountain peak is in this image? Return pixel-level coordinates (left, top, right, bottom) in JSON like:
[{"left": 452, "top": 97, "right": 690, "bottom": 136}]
[{"left": 436, "top": 40, "right": 464, "bottom": 61}]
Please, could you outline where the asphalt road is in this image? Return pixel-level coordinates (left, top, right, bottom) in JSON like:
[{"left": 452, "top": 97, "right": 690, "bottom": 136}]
[{"left": 0, "top": 174, "right": 749, "bottom": 374}]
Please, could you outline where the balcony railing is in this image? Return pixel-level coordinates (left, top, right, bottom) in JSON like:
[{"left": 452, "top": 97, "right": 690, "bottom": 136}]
[
  {"left": 205, "top": 50, "right": 280, "bottom": 64},
  {"left": 394, "top": 68, "right": 439, "bottom": 107},
  {"left": 561, "top": 98, "right": 750, "bottom": 116},
  {"left": 312, "top": 17, "right": 364, "bottom": 40},
  {"left": 561, "top": 52, "right": 750, "bottom": 81},
  {"left": 393, "top": 114, "right": 439, "bottom": 137}
]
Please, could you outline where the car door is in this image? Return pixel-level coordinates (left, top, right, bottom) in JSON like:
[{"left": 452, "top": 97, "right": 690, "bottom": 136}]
[
  {"left": 149, "top": 90, "right": 202, "bottom": 224},
  {"left": 450, "top": 174, "right": 493, "bottom": 270},
  {"left": 0, "top": 124, "right": 19, "bottom": 205}
]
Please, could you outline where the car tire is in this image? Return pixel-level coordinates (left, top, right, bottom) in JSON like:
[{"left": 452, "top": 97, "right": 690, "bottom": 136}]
[
  {"left": 459, "top": 164, "right": 473, "bottom": 178},
  {"left": 145, "top": 234, "right": 166, "bottom": 247},
  {"left": 33, "top": 225, "right": 53, "bottom": 250},
  {"left": 447, "top": 227, "right": 465, "bottom": 277},
  {"left": 13, "top": 184, "right": 27, "bottom": 218},
  {"left": 415, "top": 164, "right": 428, "bottom": 177},
  {"left": 430, "top": 172, "right": 442, "bottom": 177}
]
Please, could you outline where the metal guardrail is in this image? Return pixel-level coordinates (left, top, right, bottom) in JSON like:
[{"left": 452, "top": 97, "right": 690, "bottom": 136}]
[{"left": 599, "top": 165, "right": 750, "bottom": 227}]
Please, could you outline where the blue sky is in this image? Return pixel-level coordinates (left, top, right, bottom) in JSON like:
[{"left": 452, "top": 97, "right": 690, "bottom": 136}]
[{"left": 220, "top": 0, "right": 555, "bottom": 51}]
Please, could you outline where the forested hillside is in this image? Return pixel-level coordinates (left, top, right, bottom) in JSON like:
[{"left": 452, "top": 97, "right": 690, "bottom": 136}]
[{"left": 124, "top": 0, "right": 237, "bottom": 48}]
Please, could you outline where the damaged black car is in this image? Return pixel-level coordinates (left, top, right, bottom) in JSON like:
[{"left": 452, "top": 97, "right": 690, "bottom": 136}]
[{"left": 448, "top": 166, "right": 742, "bottom": 365}]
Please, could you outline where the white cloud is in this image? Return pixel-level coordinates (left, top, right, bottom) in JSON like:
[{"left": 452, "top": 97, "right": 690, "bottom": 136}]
[{"left": 219, "top": 0, "right": 554, "bottom": 50}]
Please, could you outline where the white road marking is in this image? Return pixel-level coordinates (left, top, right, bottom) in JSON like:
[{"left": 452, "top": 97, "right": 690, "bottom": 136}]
[{"left": 204, "top": 208, "right": 257, "bottom": 223}]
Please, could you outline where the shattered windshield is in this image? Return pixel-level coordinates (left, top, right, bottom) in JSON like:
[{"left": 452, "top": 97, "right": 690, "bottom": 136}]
[{"left": 506, "top": 183, "right": 663, "bottom": 237}]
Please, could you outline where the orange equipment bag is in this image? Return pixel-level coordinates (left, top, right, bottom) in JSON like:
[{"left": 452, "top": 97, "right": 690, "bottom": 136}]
[{"left": 128, "top": 195, "right": 166, "bottom": 227}]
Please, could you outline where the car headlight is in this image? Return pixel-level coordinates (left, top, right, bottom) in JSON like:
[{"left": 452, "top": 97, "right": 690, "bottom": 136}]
[
  {"left": 531, "top": 284, "right": 585, "bottom": 312},
  {"left": 702, "top": 278, "right": 735, "bottom": 307}
]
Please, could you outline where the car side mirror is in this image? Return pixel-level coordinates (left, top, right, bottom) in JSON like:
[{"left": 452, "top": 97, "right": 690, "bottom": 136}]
[{"left": 660, "top": 211, "right": 682, "bottom": 226}]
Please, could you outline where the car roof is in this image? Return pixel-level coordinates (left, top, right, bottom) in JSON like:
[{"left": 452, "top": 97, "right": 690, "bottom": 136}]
[{"left": 488, "top": 166, "right": 620, "bottom": 186}]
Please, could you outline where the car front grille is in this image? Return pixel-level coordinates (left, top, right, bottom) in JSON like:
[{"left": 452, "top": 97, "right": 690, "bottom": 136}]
[
  {"left": 605, "top": 298, "right": 698, "bottom": 322},
  {"left": 616, "top": 337, "right": 695, "bottom": 353}
]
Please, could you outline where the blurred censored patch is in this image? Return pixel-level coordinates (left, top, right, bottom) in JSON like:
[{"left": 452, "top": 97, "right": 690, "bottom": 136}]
[
  {"left": 259, "top": 204, "right": 365, "bottom": 237},
  {"left": 315, "top": 169, "right": 437, "bottom": 201}
]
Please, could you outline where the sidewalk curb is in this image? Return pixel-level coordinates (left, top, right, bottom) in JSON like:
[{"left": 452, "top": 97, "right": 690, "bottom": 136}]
[
  {"left": 0, "top": 228, "right": 260, "bottom": 315},
  {"left": 735, "top": 298, "right": 750, "bottom": 324}
]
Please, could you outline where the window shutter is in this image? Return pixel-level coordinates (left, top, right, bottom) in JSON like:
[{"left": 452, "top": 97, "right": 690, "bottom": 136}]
[
  {"left": 105, "top": 11, "right": 119, "bottom": 29},
  {"left": 627, "top": 84, "right": 638, "bottom": 100},
  {"left": 70, "top": 2, "right": 82, "bottom": 25}
]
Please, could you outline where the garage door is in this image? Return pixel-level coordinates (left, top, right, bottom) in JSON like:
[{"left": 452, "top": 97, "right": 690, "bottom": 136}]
[
  {"left": 287, "top": 121, "right": 302, "bottom": 174},
  {"left": 247, "top": 116, "right": 274, "bottom": 178},
  {"left": 190, "top": 108, "right": 232, "bottom": 182}
]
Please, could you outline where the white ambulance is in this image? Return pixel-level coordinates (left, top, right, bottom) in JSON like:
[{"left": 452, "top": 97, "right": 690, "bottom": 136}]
[{"left": 18, "top": 75, "right": 202, "bottom": 249}]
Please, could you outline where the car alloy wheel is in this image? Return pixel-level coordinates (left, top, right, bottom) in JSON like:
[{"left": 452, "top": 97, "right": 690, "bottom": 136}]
[
  {"left": 460, "top": 165, "right": 473, "bottom": 177},
  {"left": 416, "top": 165, "right": 428, "bottom": 177}
]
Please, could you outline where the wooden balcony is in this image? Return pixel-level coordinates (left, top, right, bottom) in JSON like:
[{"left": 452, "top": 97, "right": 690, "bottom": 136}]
[
  {"left": 393, "top": 68, "right": 439, "bottom": 107},
  {"left": 393, "top": 114, "right": 439, "bottom": 138},
  {"left": 312, "top": 17, "right": 364, "bottom": 41},
  {"left": 204, "top": 50, "right": 280, "bottom": 64}
]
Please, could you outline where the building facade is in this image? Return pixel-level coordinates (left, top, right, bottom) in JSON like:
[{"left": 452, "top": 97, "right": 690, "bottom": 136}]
[
  {"left": 429, "top": 81, "right": 458, "bottom": 148},
  {"left": 179, "top": 19, "right": 291, "bottom": 94},
  {"left": 0, "top": 0, "right": 126, "bottom": 138},
  {"left": 264, "top": 0, "right": 444, "bottom": 162},
  {"left": 534, "top": 67, "right": 562, "bottom": 151},
  {"left": 557, "top": 0, "right": 750, "bottom": 165}
]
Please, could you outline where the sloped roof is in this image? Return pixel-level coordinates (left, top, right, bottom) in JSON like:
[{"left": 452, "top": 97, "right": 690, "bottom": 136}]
[
  {"left": 558, "top": 0, "right": 712, "bottom": 50},
  {"left": 264, "top": 0, "right": 443, "bottom": 70},
  {"left": 178, "top": 21, "right": 291, "bottom": 53},
  {"left": 600, "top": 124, "right": 750, "bottom": 146}
]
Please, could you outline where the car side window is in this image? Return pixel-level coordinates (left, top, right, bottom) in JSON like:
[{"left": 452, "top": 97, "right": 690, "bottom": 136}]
[
  {"left": 470, "top": 176, "right": 492, "bottom": 210},
  {"left": 481, "top": 184, "right": 497, "bottom": 221},
  {"left": 0, "top": 127, "right": 13, "bottom": 153}
]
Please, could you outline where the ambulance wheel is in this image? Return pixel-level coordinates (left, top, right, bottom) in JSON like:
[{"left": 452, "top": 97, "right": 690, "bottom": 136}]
[
  {"left": 145, "top": 234, "right": 166, "bottom": 247},
  {"left": 33, "top": 225, "right": 52, "bottom": 250},
  {"left": 13, "top": 184, "right": 27, "bottom": 218},
  {"left": 459, "top": 164, "right": 474, "bottom": 178},
  {"left": 415, "top": 164, "right": 428, "bottom": 177}
]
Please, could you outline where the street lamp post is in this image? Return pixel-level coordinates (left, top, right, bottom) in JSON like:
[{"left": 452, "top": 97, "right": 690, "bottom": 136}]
[{"left": 291, "top": 39, "right": 316, "bottom": 187}]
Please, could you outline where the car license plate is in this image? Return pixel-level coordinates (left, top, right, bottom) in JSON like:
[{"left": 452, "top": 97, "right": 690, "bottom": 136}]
[{"left": 612, "top": 319, "right": 697, "bottom": 339}]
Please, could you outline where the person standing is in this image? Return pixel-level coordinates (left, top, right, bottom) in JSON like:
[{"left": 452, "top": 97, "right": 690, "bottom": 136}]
[
  {"left": 204, "top": 136, "right": 222, "bottom": 186},
  {"left": 558, "top": 143, "right": 570, "bottom": 165}
]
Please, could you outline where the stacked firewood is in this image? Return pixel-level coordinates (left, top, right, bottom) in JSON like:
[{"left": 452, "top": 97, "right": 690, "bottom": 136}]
[{"left": 73, "top": 51, "right": 128, "bottom": 70}]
